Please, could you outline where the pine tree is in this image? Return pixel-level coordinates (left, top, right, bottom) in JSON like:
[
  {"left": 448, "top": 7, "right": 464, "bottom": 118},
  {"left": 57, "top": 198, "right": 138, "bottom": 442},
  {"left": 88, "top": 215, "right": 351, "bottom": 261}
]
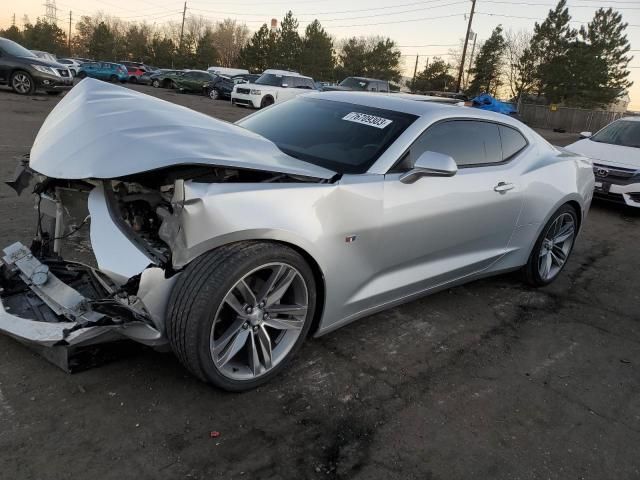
[
  {"left": 299, "top": 20, "right": 334, "bottom": 81},
  {"left": 194, "top": 28, "right": 219, "bottom": 69},
  {"left": 238, "top": 24, "right": 278, "bottom": 72},
  {"left": 579, "top": 8, "right": 633, "bottom": 105},
  {"left": 88, "top": 22, "right": 115, "bottom": 60},
  {"left": 336, "top": 36, "right": 401, "bottom": 82},
  {"left": 275, "top": 11, "right": 302, "bottom": 71},
  {"left": 466, "top": 25, "right": 505, "bottom": 96}
]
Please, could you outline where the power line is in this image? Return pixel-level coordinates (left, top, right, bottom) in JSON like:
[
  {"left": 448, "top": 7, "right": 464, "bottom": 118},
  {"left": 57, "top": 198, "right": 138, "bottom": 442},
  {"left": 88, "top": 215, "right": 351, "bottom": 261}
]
[{"left": 476, "top": 11, "right": 640, "bottom": 27}]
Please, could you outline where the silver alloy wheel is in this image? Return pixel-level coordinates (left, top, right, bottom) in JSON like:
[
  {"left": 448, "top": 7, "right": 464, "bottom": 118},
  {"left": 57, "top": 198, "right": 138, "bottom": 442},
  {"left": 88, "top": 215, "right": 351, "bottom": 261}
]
[
  {"left": 538, "top": 212, "right": 575, "bottom": 281},
  {"left": 210, "top": 262, "right": 309, "bottom": 381},
  {"left": 209, "top": 89, "right": 219, "bottom": 100},
  {"left": 12, "top": 73, "right": 31, "bottom": 94}
]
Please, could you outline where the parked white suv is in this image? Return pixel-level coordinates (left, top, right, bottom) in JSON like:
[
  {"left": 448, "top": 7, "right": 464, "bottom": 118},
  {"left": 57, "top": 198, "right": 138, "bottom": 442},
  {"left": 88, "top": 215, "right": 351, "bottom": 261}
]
[{"left": 231, "top": 69, "right": 316, "bottom": 109}]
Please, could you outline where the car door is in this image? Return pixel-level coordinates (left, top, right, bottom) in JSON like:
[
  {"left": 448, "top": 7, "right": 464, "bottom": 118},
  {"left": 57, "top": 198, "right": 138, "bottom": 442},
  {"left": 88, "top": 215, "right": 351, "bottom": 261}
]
[
  {"left": 277, "top": 76, "right": 301, "bottom": 102},
  {"left": 378, "top": 119, "right": 524, "bottom": 300}
]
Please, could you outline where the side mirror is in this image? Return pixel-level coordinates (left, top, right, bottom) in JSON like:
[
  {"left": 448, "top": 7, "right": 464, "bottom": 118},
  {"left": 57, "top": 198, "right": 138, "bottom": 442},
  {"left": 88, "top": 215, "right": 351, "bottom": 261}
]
[
  {"left": 399, "top": 151, "right": 458, "bottom": 184},
  {"left": 579, "top": 131, "right": 592, "bottom": 139}
]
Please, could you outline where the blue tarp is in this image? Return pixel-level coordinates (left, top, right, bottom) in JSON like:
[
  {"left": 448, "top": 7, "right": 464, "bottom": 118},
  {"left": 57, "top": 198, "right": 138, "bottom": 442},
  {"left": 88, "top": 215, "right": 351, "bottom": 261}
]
[{"left": 471, "top": 93, "right": 517, "bottom": 115}]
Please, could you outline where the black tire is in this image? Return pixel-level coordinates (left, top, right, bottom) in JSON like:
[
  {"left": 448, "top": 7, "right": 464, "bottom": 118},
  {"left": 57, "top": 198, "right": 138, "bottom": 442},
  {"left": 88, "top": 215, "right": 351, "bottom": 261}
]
[
  {"left": 10, "top": 70, "right": 35, "bottom": 95},
  {"left": 170, "top": 80, "right": 177, "bottom": 89},
  {"left": 109, "top": 74, "right": 118, "bottom": 82},
  {"left": 260, "top": 95, "right": 274, "bottom": 108},
  {"left": 208, "top": 88, "right": 219, "bottom": 100},
  {"left": 166, "top": 241, "right": 317, "bottom": 391},
  {"left": 522, "top": 204, "right": 578, "bottom": 287},
  {"left": 152, "top": 79, "right": 160, "bottom": 88},
  {"left": 77, "top": 71, "right": 87, "bottom": 79},
  {"left": 129, "top": 76, "right": 137, "bottom": 83}
]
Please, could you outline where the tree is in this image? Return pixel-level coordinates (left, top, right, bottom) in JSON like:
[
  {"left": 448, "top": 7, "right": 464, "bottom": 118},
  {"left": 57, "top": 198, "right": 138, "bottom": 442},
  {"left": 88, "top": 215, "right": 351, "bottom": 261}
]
[
  {"left": 88, "top": 22, "right": 115, "bottom": 60},
  {"left": 336, "top": 36, "right": 401, "bottom": 82},
  {"left": 21, "top": 19, "right": 67, "bottom": 56},
  {"left": 299, "top": 20, "right": 334, "bottom": 80},
  {"left": 1, "top": 25, "right": 23, "bottom": 43},
  {"left": 525, "top": 0, "right": 577, "bottom": 99},
  {"left": 212, "top": 19, "right": 249, "bottom": 67},
  {"left": 125, "top": 24, "right": 150, "bottom": 62},
  {"left": 149, "top": 34, "right": 175, "bottom": 67},
  {"left": 193, "top": 27, "right": 219, "bottom": 69},
  {"left": 410, "top": 58, "right": 455, "bottom": 92},
  {"left": 274, "top": 11, "right": 302, "bottom": 70},
  {"left": 466, "top": 25, "right": 505, "bottom": 96},
  {"left": 579, "top": 8, "right": 633, "bottom": 105},
  {"left": 238, "top": 24, "right": 278, "bottom": 72},
  {"left": 504, "top": 29, "right": 534, "bottom": 101}
]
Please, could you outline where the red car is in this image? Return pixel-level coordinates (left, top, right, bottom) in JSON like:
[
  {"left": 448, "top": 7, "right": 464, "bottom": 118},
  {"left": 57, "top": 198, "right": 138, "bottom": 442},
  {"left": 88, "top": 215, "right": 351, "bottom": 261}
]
[{"left": 126, "top": 66, "right": 147, "bottom": 83}]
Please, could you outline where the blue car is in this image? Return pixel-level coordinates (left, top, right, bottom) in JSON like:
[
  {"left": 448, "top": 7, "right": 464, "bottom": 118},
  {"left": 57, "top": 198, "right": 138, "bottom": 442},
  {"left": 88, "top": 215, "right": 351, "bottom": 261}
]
[{"left": 77, "top": 62, "right": 128, "bottom": 83}]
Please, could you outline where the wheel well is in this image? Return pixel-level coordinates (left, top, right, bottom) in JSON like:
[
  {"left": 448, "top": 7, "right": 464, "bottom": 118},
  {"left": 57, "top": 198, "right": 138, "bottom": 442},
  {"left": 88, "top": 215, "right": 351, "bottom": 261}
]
[
  {"left": 10, "top": 68, "right": 30, "bottom": 80},
  {"left": 565, "top": 200, "right": 582, "bottom": 231}
]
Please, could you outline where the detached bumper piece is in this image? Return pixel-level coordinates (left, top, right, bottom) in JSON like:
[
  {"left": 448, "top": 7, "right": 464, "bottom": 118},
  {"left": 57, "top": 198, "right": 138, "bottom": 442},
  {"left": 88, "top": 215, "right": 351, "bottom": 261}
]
[{"left": 0, "top": 242, "right": 163, "bottom": 372}]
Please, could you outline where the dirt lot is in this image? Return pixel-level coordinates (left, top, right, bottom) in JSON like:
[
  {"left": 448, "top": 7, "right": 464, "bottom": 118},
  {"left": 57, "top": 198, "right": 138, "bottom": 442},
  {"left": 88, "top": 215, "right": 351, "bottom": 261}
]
[{"left": 0, "top": 84, "right": 639, "bottom": 480}]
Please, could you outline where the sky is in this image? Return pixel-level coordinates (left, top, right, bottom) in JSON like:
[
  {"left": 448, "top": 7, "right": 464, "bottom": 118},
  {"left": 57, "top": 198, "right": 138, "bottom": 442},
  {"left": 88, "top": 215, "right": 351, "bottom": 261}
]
[{"left": 2, "top": 0, "right": 639, "bottom": 109}]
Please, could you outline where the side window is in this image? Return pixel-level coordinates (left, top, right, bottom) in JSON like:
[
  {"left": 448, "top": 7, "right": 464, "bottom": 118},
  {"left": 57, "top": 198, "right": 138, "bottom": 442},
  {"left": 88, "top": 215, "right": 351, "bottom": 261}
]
[
  {"left": 499, "top": 125, "right": 527, "bottom": 160},
  {"left": 410, "top": 120, "right": 502, "bottom": 167}
]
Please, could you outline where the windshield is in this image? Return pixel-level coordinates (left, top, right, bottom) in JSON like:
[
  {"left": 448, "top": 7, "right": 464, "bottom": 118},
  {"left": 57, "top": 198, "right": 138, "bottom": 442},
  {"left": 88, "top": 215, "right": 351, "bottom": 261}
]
[
  {"left": 591, "top": 120, "right": 640, "bottom": 148},
  {"left": 255, "top": 73, "right": 286, "bottom": 87},
  {"left": 0, "top": 38, "right": 36, "bottom": 58},
  {"left": 339, "top": 78, "right": 369, "bottom": 90},
  {"left": 238, "top": 97, "right": 418, "bottom": 174}
]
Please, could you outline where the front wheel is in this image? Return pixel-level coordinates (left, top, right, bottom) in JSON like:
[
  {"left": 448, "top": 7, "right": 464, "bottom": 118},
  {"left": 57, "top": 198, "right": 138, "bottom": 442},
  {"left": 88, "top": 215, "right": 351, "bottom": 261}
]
[
  {"left": 522, "top": 204, "right": 578, "bottom": 286},
  {"left": 152, "top": 79, "right": 160, "bottom": 88},
  {"left": 10, "top": 71, "right": 35, "bottom": 95},
  {"left": 208, "top": 88, "right": 219, "bottom": 100},
  {"left": 166, "top": 242, "right": 317, "bottom": 391},
  {"left": 260, "top": 95, "right": 274, "bottom": 108}
]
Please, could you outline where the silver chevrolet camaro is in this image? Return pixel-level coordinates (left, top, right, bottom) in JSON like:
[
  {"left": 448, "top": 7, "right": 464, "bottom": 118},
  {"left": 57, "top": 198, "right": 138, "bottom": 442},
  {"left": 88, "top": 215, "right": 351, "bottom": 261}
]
[{"left": 0, "top": 79, "right": 594, "bottom": 391}]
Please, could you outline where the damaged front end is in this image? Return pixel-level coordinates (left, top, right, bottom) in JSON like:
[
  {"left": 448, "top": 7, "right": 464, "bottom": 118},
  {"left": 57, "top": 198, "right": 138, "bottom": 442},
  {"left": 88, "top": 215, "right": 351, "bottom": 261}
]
[{"left": 0, "top": 162, "right": 179, "bottom": 370}]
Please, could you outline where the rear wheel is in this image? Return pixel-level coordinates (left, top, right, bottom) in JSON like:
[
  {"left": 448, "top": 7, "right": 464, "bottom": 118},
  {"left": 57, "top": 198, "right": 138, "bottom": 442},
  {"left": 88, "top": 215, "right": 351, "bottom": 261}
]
[
  {"left": 152, "top": 79, "right": 160, "bottom": 88},
  {"left": 109, "top": 74, "right": 118, "bottom": 82},
  {"left": 166, "top": 242, "right": 316, "bottom": 391},
  {"left": 10, "top": 71, "right": 34, "bottom": 95},
  {"left": 523, "top": 204, "right": 578, "bottom": 286},
  {"left": 209, "top": 88, "right": 219, "bottom": 100}
]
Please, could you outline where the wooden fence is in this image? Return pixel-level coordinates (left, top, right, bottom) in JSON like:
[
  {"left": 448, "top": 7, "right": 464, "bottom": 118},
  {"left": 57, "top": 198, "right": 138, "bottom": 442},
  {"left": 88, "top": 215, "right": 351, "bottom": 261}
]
[{"left": 519, "top": 104, "right": 624, "bottom": 133}]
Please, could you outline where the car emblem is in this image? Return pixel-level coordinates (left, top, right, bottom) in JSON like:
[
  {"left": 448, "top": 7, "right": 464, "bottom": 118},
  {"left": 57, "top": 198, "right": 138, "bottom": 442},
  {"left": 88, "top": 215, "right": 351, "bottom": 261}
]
[{"left": 595, "top": 167, "right": 609, "bottom": 177}]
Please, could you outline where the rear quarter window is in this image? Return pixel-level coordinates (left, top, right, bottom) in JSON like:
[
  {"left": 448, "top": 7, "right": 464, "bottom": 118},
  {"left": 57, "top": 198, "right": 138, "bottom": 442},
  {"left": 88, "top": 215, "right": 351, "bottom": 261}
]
[{"left": 499, "top": 126, "right": 528, "bottom": 160}]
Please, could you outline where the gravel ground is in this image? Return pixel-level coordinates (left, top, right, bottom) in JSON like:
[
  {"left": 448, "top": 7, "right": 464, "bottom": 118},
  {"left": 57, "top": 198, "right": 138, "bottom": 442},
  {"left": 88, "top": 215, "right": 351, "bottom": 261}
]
[{"left": 0, "top": 83, "right": 639, "bottom": 480}]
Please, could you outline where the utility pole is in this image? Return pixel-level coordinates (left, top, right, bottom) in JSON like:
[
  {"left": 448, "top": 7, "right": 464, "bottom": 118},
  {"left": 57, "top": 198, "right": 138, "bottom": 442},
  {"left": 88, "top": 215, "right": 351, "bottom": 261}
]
[
  {"left": 412, "top": 54, "right": 419, "bottom": 87},
  {"left": 12, "top": 13, "right": 16, "bottom": 26},
  {"left": 179, "top": 2, "right": 187, "bottom": 52},
  {"left": 464, "top": 31, "right": 477, "bottom": 90},
  {"left": 68, "top": 11, "right": 72, "bottom": 56},
  {"left": 456, "top": 0, "right": 476, "bottom": 93}
]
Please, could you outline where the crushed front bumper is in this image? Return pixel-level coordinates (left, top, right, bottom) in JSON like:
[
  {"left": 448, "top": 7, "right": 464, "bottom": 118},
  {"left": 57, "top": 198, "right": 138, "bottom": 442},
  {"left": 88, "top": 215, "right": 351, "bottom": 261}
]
[{"left": 0, "top": 242, "right": 166, "bottom": 371}]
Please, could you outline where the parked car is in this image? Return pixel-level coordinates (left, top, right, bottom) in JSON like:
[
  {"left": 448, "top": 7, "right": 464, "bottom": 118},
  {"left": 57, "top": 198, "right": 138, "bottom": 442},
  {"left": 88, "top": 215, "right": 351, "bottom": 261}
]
[
  {"left": 126, "top": 65, "right": 148, "bottom": 83},
  {"left": 56, "top": 58, "right": 83, "bottom": 77},
  {"left": 207, "top": 66, "right": 250, "bottom": 77},
  {"left": 565, "top": 117, "right": 640, "bottom": 208},
  {"left": 137, "top": 69, "right": 156, "bottom": 85},
  {"left": 231, "top": 70, "right": 316, "bottom": 108},
  {"left": 30, "top": 50, "right": 58, "bottom": 63},
  {"left": 119, "top": 61, "right": 156, "bottom": 71},
  {"left": 206, "top": 73, "right": 261, "bottom": 100},
  {"left": 150, "top": 69, "right": 184, "bottom": 88},
  {"left": 174, "top": 70, "right": 215, "bottom": 93},
  {"left": 0, "top": 80, "right": 593, "bottom": 391},
  {"left": 323, "top": 77, "right": 390, "bottom": 93},
  {"left": 77, "top": 62, "right": 128, "bottom": 82},
  {"left": 0, "top": 37, "right": 73, "bottom": 95}
]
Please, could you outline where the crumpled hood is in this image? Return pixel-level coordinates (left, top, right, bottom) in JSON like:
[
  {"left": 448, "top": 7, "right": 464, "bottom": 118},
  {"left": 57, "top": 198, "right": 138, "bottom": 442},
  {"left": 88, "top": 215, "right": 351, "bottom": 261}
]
[
  {"left": 29, "top": 79, "right": 336, "bottom": 180},
  {"left": 565, "top": 138, "right": 640, "bottom": 170}
]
